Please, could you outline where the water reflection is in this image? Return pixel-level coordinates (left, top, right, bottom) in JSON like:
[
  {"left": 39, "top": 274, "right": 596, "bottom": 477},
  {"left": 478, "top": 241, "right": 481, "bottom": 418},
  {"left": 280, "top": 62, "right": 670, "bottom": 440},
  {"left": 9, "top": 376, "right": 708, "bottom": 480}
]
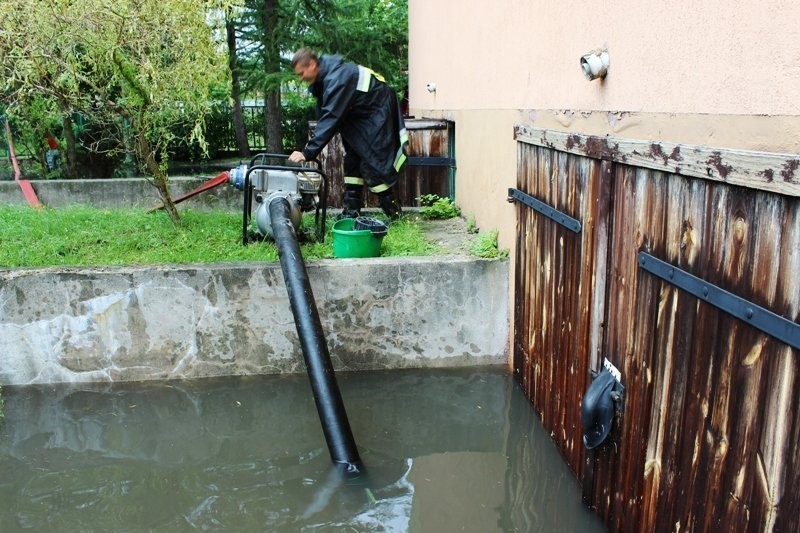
[{"left": 0, "top": 368, "right": 605, "bottom": 532}]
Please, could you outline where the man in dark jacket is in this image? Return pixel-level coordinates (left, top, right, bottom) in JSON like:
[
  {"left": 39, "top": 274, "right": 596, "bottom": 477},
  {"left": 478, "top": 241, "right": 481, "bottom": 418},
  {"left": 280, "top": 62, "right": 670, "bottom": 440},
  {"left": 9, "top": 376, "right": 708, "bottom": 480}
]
[{"left": 288, "top": 48, "right": 408, "bottom": 219}]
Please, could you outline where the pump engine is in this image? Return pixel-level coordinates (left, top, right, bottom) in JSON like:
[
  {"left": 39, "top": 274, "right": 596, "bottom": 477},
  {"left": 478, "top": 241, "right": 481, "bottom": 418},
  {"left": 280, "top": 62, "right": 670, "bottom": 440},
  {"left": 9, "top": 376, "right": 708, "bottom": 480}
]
[{"left": 228, "top": 155, "right": 326, "bottom": 243}]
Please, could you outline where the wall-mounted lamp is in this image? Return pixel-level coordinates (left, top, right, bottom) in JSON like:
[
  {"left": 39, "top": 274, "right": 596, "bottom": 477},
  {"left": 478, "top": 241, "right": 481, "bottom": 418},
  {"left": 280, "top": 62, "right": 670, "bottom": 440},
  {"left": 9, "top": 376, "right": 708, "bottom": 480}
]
[
  {"left": 580, "top": 49, "right": 610, "bottom": 81},
  {"left": 426, "top": 82, "right": 437, "bottom": 93}
]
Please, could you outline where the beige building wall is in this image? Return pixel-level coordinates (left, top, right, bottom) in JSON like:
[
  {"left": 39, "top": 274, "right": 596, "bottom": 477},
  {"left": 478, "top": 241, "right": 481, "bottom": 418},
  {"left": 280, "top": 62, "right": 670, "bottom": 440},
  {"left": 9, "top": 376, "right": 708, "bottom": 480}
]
[
  {"left": 408, "top": 1, "right": 800, "bottom": 361},
  {"left": 410, "top": 0, "right": 800, "bottom": 117},
  {"left": 409, "top": 0, "right": 800, "bottom": 254}
]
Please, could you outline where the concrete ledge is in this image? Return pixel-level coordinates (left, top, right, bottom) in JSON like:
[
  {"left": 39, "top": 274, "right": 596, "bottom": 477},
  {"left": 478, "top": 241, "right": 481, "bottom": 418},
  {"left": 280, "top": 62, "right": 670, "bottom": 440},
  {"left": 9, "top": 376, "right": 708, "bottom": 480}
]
[
  {"left": 0, "top": 177, "right": 241, "bottom": 211},
  {"left": 0, "top": 257, "right": 508, "bottom": 385}
]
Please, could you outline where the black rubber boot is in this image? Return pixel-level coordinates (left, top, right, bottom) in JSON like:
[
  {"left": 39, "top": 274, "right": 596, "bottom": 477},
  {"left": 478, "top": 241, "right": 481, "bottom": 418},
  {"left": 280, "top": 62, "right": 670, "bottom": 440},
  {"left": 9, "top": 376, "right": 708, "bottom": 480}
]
[
  {"left": 339, "top": 186, "right": 363, "bottom": 219},
  {"left": 378, "top": 190, "right": 402, "bottom": 220}
]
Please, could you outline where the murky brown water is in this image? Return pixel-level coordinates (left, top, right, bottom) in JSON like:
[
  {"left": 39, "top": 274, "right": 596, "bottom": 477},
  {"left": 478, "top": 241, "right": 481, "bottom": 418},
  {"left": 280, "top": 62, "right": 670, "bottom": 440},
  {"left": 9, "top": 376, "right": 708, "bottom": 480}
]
[{"left": 0, "top": 367, "right": 605, "bottom": 532}]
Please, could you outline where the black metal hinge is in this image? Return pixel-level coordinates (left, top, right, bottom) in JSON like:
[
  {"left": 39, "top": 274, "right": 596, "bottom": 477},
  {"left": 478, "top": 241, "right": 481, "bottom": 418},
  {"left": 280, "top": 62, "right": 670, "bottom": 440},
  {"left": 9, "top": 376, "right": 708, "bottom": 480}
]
[
  {"left": 638, "top": 252, "right": 800, "bottom": 350},
  {"left": 507, "top": 188, "right": 582, "bottom": 233},
  {"left": 405, "top": 156, "right": 456, "bottom": 167}
]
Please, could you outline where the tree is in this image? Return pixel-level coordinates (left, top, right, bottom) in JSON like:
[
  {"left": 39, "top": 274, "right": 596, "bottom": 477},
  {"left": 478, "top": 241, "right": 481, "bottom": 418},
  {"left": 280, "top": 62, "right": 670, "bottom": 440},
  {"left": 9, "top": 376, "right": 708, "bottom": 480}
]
[
  {"left": 228, "top": 0, "right": 405, "bottom": 153},
  {"left": 226, "top": 8, "right": 251, "bottom": 156},
  {"left": 304, "top": 0, "right": 408, "bottom": 94},
  {"left": 259, "top": 0, "right": 283, "bottom": 154},
  {"left": 237, "top": 0, "right": 332, "bottom": 153},
  {"left": 0, "top": 0, "right": 227, "bottom": 225}
]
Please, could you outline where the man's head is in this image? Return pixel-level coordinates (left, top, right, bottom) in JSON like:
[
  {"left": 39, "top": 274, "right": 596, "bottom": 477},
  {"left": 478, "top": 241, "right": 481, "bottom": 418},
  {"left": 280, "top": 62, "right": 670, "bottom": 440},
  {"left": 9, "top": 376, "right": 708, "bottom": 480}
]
[{"left": 292, "top": 48, "right": 320, "bottom": 83}]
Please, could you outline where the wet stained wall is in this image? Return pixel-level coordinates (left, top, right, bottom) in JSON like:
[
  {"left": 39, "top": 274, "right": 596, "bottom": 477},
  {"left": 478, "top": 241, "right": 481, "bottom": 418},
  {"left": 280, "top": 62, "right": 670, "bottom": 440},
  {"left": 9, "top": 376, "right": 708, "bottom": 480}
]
[
  {"left": 512, "top": 126, "right": 800, "bottom": 531},
  {"left": 0, "top": 258, "right": 507, "bottom": 386}
]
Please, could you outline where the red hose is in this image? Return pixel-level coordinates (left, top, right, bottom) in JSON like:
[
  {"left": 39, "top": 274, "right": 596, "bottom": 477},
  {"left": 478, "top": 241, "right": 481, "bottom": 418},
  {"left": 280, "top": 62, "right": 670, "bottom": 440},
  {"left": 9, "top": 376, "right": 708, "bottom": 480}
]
[
  {"left": 5, "top": 119, "right": 43, "bottom": 210},
  {"left": 148, "top": 171, "right": 230, "bottom": 212},
  {"left": 172, "top": 171, "right": 230, "bottom": 204}
]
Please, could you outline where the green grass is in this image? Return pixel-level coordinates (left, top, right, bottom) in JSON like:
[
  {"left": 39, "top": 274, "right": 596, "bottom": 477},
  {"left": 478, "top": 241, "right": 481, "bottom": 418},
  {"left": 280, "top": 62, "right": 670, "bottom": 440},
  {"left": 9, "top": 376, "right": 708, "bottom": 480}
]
[
  {"left": 469, "top": 229, "right": 509, "bottom": 259},
  {"left": 0, "top": 205, "right": 439, "bottom": 268}
]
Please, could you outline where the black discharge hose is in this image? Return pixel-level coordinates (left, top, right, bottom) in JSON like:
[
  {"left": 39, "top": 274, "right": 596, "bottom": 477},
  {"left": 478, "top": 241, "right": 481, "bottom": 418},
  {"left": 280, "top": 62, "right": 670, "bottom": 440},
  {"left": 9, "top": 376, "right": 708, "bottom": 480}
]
[{"left": 269, "top": 196, "right": 361, "bottom": 468}]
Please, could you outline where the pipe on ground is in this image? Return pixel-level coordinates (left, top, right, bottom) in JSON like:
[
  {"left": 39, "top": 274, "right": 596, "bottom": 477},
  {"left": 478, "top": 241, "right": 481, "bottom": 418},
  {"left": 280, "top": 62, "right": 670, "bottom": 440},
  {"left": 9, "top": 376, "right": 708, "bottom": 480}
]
[{"left": 268, "top": 196, "right": 361, "bottom": 468}]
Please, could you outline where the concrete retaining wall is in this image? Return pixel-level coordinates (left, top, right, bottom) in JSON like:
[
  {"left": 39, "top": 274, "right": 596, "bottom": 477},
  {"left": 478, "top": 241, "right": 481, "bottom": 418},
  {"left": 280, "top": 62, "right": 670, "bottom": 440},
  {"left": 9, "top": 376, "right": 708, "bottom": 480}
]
[
  {"left": 0, "top": 177, "right": 241, "bottom": 211},
  {"left": 0, "top": 257, "right": 508, "bottom": 386}
]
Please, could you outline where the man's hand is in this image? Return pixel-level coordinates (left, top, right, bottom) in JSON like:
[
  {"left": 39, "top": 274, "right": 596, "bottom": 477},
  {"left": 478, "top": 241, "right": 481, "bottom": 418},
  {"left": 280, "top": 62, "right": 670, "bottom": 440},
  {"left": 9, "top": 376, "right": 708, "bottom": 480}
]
[{"left": 288, "top": 151, "right": 306, "bottom": 163}]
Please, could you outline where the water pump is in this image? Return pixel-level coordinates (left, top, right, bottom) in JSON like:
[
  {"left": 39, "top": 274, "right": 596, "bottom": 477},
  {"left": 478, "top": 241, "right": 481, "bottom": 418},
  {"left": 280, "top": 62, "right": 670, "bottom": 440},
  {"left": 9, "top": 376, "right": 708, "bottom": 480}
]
[{"left": 229, "top": 154, "right": 327, "bottom": 244}]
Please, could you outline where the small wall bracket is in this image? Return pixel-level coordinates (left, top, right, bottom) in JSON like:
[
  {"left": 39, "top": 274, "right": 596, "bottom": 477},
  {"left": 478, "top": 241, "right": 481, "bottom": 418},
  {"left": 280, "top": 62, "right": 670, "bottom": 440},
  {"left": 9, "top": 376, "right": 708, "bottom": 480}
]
[
  {"left": 603, "top": 357, "right": 622, "bottom": 383},
  {"left": 507, "top": 187, "right": 582, "bottom": 233},
  {"left": 602, "top": 357, "right": 625, "bottom": 415},
  {"left": 638, "top": 252, "right": 800, "bottom": 350}
]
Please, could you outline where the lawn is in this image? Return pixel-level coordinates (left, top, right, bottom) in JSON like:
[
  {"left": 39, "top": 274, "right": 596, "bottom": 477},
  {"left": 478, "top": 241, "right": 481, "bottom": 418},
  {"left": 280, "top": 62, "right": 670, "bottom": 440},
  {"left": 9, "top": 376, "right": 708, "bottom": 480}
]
[{"left": 0, "top": 205, "right": 438, "bottom": 268}]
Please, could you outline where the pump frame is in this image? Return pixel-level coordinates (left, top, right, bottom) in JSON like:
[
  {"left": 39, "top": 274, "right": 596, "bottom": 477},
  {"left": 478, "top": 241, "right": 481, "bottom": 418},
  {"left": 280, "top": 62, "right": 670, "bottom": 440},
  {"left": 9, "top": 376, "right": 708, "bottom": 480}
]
[{"left": 240, "top": 153, "right": 328, "bottom": 245}]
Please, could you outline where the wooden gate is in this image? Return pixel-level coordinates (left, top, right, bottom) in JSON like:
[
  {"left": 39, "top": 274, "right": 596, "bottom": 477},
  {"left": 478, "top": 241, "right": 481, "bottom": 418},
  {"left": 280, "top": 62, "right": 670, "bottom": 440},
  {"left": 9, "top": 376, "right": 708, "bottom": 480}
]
[
  {"left": 513, "top": 126, "right": 800, "bottom": 531},
  {"left": 512, "top": 144, "right": 612, "bottom": 469}
]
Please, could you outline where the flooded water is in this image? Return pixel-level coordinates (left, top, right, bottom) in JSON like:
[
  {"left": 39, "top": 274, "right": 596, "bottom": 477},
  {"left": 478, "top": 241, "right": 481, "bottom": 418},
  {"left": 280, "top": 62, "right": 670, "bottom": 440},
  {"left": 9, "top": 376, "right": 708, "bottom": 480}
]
[{"left": 0, "top": 367, "right": 605, "bottom": 532}]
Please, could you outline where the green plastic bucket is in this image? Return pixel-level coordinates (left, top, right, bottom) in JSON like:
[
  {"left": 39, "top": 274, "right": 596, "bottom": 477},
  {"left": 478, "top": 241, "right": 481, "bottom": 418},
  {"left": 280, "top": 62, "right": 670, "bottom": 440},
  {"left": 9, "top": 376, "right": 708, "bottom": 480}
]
[{"left": 332, "top": 217, "right": 386, "bottom": 258}]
